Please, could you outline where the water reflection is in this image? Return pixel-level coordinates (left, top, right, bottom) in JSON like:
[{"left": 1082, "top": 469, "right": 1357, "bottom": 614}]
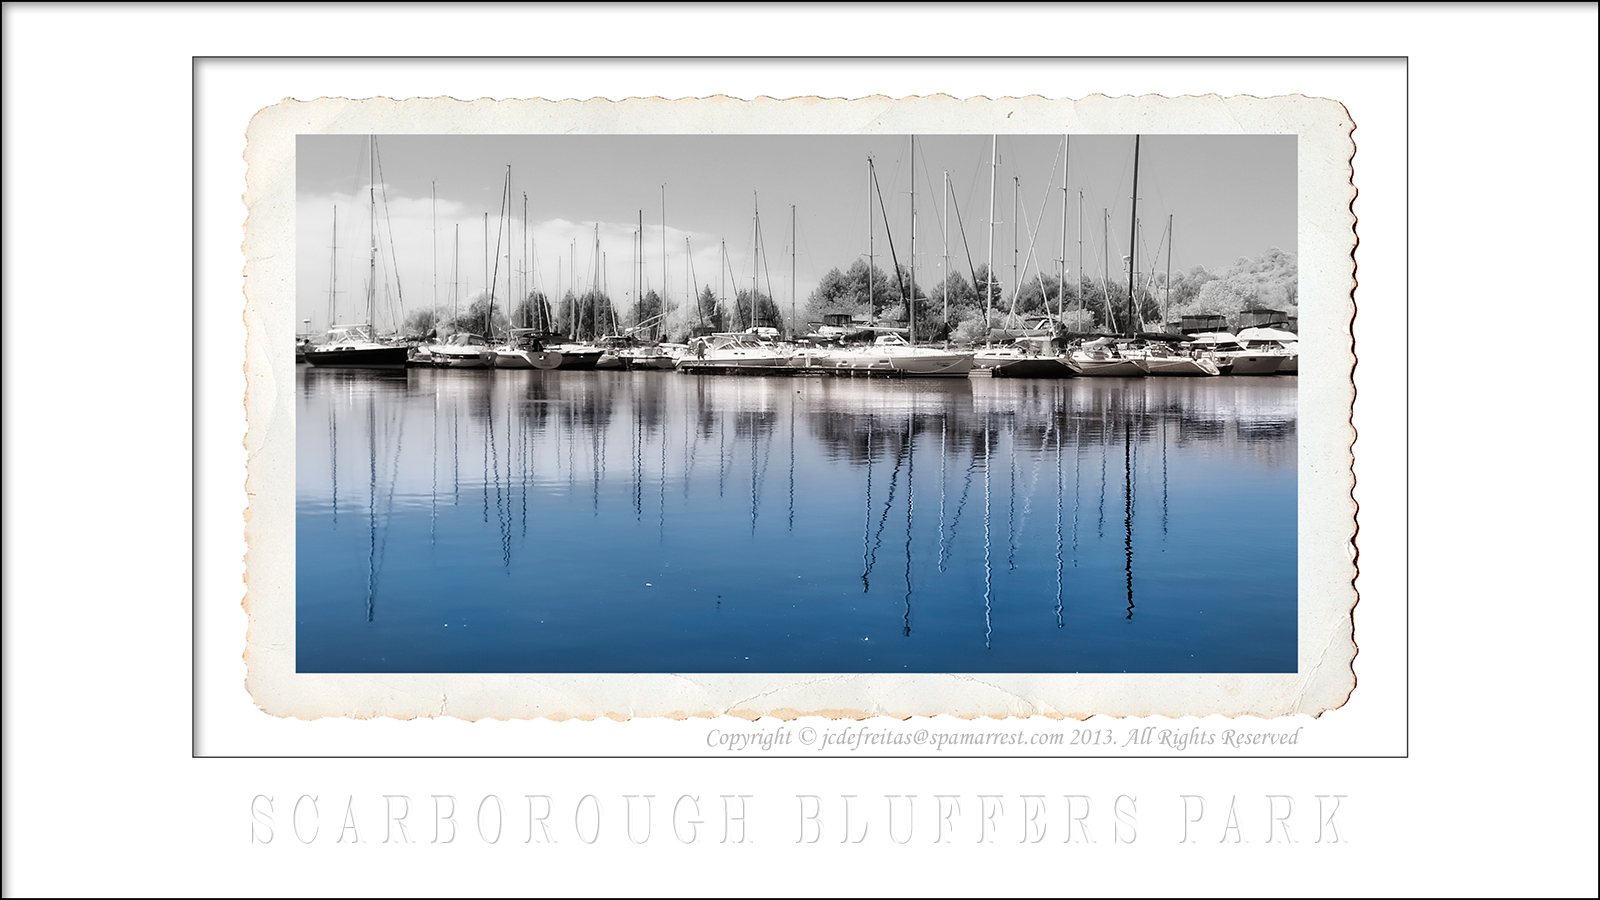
[{"left": 296, "top": 369, "right": 1297, "bottom": 673}]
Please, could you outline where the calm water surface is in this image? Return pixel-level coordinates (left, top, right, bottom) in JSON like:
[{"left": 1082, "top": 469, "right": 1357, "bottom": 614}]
[{"left": 296, "top": 367, "right": 1296, "bottom": 673}]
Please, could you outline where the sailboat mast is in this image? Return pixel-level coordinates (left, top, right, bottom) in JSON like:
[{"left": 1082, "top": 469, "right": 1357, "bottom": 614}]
[
  {"left": 328, "top": 206, "right": 338, "bottom": 330},
  {"left": 1126, "top": 134, "right": 1141, "bottom": 335},
  {"left": 790, "top": 204, "right": 797, "bottom": 340},
  {"left": 636, "top": 220, "right": 644, "bottom": 333},
  {"left": 1076, "top": 189, "right": 1084, "bottom": 314},
  {"left": 867, "top": 157, "right": 875, "bottom": 325},
  {"left": 593, "top": 224, "right": 601, "bottom": 338},
  {"left": 720, "top": 239, "right": 726, "bottom": 331},
  {"left": 660, "top": 185, "right": 667, "bottom": 334},
  {"left": 431, "top": 181, "right": 438, "bottom": 310},
  {"left": 1165, "top": 214, "right": 1174, "bottom": 331},
  {"left": 750, "top": 193, "right": 760, "bottom": 330},
  {"left": 986, "top": 135, "right": 997, "bottom": 329},
  {"left": 367, "top": 137, "right": 377, "bottom": 331},
  {"left": 1102, "top": 208, "right": 1115, "bottom": 333},
  {"left": 1012, "top": 176, "right": 1019, "bottom": 321},
  {"left": 1060, "top": 136, "right": 1069, "bottom": 321},
  {"left": 942, "top": 170, "right": 950, "bottom": 347},
  {"left": 909, "top": 135, "right": 917, "bottom": 345}
]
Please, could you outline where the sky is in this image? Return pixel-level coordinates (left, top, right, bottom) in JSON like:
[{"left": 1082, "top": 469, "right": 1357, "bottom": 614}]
[{"left": 296, "top": 134, "right": 1295, "bottom": 335}]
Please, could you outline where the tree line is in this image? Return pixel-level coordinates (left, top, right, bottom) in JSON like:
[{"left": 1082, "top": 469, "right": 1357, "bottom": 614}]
[{"left": 400, "top": 247, "right": 1296, "bottom": 342}]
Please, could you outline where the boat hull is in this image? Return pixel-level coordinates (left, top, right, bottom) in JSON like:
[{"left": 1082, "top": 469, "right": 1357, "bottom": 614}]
[
  {"left": 549, "top": 348, "right": 603, "bottom": 370},
  {"left": 1070, "top": 356, "right": 1148, "bottom": 377},
  {"left": 978, "top": 355, "right": 1077, "bottom": 378},
  {"left": 430, "top": 352, "right": 493, "bottom": 368},
  {"left": 822, "top": 348, "right": 976, "bottom": 377},
  {"left": 494, "top": 349, "right": 563, "bottom": 369},
  {"left": 1222, "top": 354, "right": 1284, "bottom": 375},
  {"left": 677, "top": 353, "right": 795, "bottom": 375},
  {"left": 1141, "top": 356, "right": 1221, "bottom": 376},
  {"left": 304, "top": 345, "right": 410, "bottom": 368}
]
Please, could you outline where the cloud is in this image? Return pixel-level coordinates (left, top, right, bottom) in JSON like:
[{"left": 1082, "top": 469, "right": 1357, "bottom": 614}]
[{"left": 298, "top": 190, "right": 802, "bottom": 333}]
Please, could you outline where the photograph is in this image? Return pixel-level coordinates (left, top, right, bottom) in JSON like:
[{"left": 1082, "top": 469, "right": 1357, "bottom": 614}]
[{"left": 291, "top": 132, "right": 1302, "bottom": 676}]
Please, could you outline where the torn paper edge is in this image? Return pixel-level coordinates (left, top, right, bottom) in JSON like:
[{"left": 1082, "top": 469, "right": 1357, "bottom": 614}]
[{"left": 240, "top": 94, "right": 1357, "bottom": 721}]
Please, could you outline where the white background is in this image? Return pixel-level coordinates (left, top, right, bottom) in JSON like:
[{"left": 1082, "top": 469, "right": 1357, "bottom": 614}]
[{"left": 5, "top": 6, "right": 1596, "bottom": 897}]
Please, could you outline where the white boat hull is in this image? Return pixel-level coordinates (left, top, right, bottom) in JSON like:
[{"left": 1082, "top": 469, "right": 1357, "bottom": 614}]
[
  {"left": 1140, "top": 356, "right": 1221, "bottom": 376},
  {"left": 1221, "top": 353, "right": 1284, "bottom": 375},
  {"left": 493, "top": 349, "right": 563, "bottom": 369},
  {"left": 1070, "top": 354, "right": 1148, "bottom": 377},
  {"left": 822, "top": 346, "right": 975, "bottom": 377}
]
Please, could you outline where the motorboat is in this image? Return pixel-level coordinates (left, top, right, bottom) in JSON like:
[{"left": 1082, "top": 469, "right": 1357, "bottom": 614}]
[
  {"left": 1068, "top": 338, "right": 1148, "bottom": 377},
  {"left": 1235, "top": 326, "right": 1299, "bottom": 374},
  {"left": 1188, "top": 332, "right": 1284, "bottom": 375},
  {"left": 973, "top": 338, "right": 1077, "bottom": 377},
  {"left": 1126, "top": 337, "right": 1221, "bottom": 376},
  {"left": 492, "top": 328, "right": 563, "bottom": 369},
  {"left": 819, "top": 333, "right": 976, "bottom": 378},
  {"left": 304, "top": 324, "right": 410, "bottom": 369},
  {"left": 677, "top": 331, "right": 794, "bottom": 374},
  {"left": 425, "top": 332, "right": 494, "bottom": 368}
]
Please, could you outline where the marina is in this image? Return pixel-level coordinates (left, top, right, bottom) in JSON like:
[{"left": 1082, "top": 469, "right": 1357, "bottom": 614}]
[{"left": 294, "top": 132, "right": 1300, "bottom": 674}]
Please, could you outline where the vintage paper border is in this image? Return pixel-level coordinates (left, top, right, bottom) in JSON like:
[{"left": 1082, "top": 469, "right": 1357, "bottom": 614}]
[{"left": 243, "top": 94, "right": 1356, "bottom": 720}]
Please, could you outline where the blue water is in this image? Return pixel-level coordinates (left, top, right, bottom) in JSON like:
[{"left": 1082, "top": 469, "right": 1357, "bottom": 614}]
[{"left": 296, "top": 368, "right": 1297, "bottom": 673}]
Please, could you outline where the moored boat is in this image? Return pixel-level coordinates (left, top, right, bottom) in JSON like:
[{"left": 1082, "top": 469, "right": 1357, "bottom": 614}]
[
  {"left": 973, "top": 338, "right": 1077, "bottom": 377},
  {"left": 425, "top": 332, "right": 495, "bottom": 368},
  {"left": 1127, "top": 336, "right": 1221, "bottom": 376},
  {"left": 305, "top": 325, "right": 410, "bottom": 368},
  {"left": 677, "top": 331, "right": 794, "bottom": 375},
  {"left": 1189, "top": 332, "right": 1284, "bottom": 375},
  {"left": 820, "top": 333, "right": 976, "bottom": 378},
  {"left": 1235, "top": 326, "right": 1299, "bottom": 374},
  {"left": 492, "top": 328, "right": 563, "bottom": 369},
  {"left": 1068, "top": 338, "right": 1148, "bottom": 377}
]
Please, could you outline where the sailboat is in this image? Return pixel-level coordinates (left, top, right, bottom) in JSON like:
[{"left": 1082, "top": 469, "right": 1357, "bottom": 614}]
[
  {"left": 1069, "top": 136, "right": 1149, "bottom": 378},
  {"left": 821, "top": 139, "right": 974, "bottom": 378},
  {"left": 306, "top": 136, "right": 410, "bottom": 369}
]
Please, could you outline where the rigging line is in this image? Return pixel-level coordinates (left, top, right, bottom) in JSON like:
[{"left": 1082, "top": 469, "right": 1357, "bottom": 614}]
[
  {"left": 487, "top": 169, "right": 511, "bottom": 338},
  {"left": 914, "top": 138, "right": 949, "bottom": 249},
  {"left": 1014, "top": 181, "right": 1062, "bottom": 318},
  {"left": 1098, "top": 404, "right": 1108, "bottom": 539},
  {"left": 755, "top": 210, "right": 778, "bottom": 327},
  {"left": 948, "top": 190, "right": 983, "bottom": 301},
  {"left": 1007, "top": 412, "right": 1017, "bottom": 571},
  {"left": 1054, "top": 408, "right": 1065, "bottom": 628},
  {"left": 659, "top": 385, "right": 668, "bottom": 544},
  {"left": 902, "top": 413, "right": 915, "bottom": 638},
  {"left": 687, "top": 239, "right": 706, "bottom": 329},
  {"left": 938, "top": 414, "right": 948, "bottom": 572},
  {"left": 943, "top": 427, "right": 980, "bottom": 561},
  {"left": 750, "top": 409, "right": 775, "bottom": 533},
  {"left": 866, "top": 423, "right": 909, "bottom": 590},
  {"left": 788, "top": 394, "right": 795, "bottom": 532},
  {"left": 365, "top": 399, "right": 377, "bottom": 623},
  {"left": 430, "top": 388, "right": 438, "bottom": 547},
  {"left": 486, "top": 381, "right": 511, "bottom": 569},
  {"left": 860, "top": 416, "right": 874, "bottom": 592},
  {"left": 870, "top": 164, "right": 910, "bottom": 302},
  {"left": 1072, "top": 414, "right": 1081, "bottom": 565},
  {"left": 982, "top": 413, "right": 993, "bottom": 652},
  {"left": 373, "top": 143, "right": 407, "bottom": 324},
  {"left": 1016, "top": 414, "right": 1049, "bottom": 558}
]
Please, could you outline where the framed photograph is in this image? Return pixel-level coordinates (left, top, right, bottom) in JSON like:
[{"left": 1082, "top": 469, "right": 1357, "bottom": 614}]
[{"left": 243, "top": 95, "right": 1356, "bottom": 723}]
